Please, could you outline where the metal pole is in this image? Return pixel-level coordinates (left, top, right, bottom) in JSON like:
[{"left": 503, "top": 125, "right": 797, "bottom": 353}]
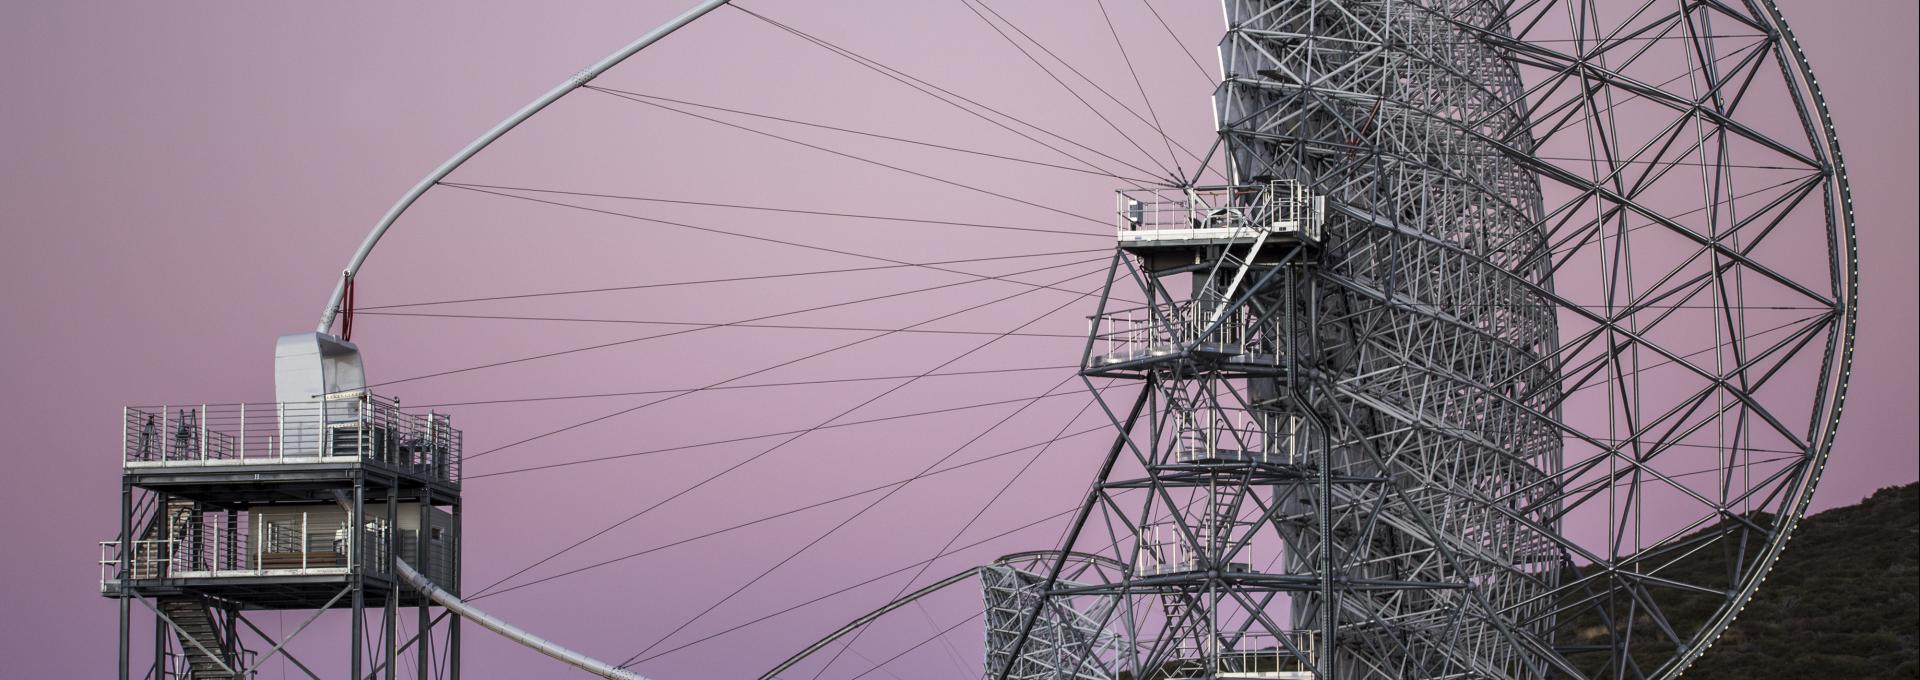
[
  {"left": 117, "top": 482, "right": 130, "bottom": 680},
  {"left": 994, "top": 384, "right": 1150, "bottom": 680},
  {"left": 450, "top": 496, "right": 462, "bottom": 680},
  {"left": 316, "top": 0, "right": 734, "bottom": 333},
  {"left": 153, "top": 600, "right": 166, "bottom": 680},
  {"left": 419, "top": 493, "right": 432, "bottom": 680},
  {"left": 351, "top": 475, "right": 366, "bottom": 680},
  {"left": 227, "top": 509, "right": 238, "bottom": 571},
  {"left": 152, "top": 490, "right": 169, "bottom": 674},
  {"left": 1309, "top": 270, "right": 1336, "bottom": 680},
  {"left": 386, "top": 483, "right": 399, "bottom": 680}
]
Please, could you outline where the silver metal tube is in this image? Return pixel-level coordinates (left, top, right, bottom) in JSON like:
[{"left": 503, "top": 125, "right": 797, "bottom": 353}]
[
  {"left": 392, "top": 558, "right": 646, "bottom": 680},
  {"left": 316, "top": 0, "right": 733, "bottom": 332}
]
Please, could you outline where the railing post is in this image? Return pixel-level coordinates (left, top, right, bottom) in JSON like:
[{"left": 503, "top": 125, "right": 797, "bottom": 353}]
[
  {"left": 302, "top": 512, "right": 309, "bottom": 571},
  {"left": 161, "top": 406, "right": 169, "bottom": 461},
  {"left": 200, "top": 404, "right": 208, "bottom": 462},
  {"left": 240, "top": 404, "right": 246, "bottom": 459},
  {"left": 350, "top": 485, "right": 360, "bottom": 574}
]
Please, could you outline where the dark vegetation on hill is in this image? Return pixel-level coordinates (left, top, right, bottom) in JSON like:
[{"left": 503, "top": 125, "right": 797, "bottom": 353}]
[
  {"left": 1680, "top": 482, "right": 1918, "bottom": 679},
  {"left": 1565, "top": 482, "right": 1918, "bottom": 678}
]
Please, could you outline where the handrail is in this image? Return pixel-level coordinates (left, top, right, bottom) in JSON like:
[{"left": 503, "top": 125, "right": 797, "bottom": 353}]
[{"left": 122, "top": 396, "right": 462, "bottom": 482}]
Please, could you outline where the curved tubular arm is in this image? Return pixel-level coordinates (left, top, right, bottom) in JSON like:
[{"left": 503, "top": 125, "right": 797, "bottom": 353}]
[
  {"left": 317, "top": 0, "right": 733, "bottom": 332},
  {"left": 328, "top": 488, "right": 647, "bottom": 679},
  {"left": 759, "top": 567, "right": 979, "bottom": 680},
  {"left": 395, "top": 558, "right": 648, "bottom": 680}
]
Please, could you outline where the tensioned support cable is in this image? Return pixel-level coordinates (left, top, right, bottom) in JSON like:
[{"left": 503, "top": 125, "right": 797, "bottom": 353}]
[
  {"left": 317, "top": 0, "right": 735, "bottom": 333},
  {"left": 307, "top": 4, "right": 737, "bottom": 679},
  {"left": 357, "top": 247, "right": 1108, "bottom": 311}
]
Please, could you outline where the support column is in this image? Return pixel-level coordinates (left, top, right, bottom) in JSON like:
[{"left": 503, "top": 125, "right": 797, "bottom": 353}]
[
  {"left": 450, "top": 497, "right": 462, "bottom": 680},
  {"left": 386, "top": 481, "right": 399, "bottom": 680},
  {"left": 418, "top": 489, "right": 432, "bottom": 680},
  {"left": 225, "top": 509, "right": 238, "bottom": 571},
  {"left": 1309, "top": 269, "right": 1337, "bottom": 680},
  {"left": 117, "top": 482, "right": 131, "bottom": 680},
  {"left": 351, "top": 475, "right": 365, "bottom": 680},
  {"left": 153, "top": 491, "right": 167, "bottom": 677},
  {"left": 153, "top": 607, "right": 166, "bottom": 679}
]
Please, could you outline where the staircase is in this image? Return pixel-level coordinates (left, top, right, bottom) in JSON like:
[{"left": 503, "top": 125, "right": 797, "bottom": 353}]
[
  {"left": 157, "top": 595, "right": 236, "bottom": 679},
  {"left": 125, "top": 498, "right": 199, "bottom": 579},
  {"left": 1158, "top": 592, "right": 1213, "bottom": 679},
  {"left": 1205, "top": 228, "right": 1273, "bottom": 331},
  {"left": 1204, "top": 486, "right": 1243, "bottom": 558},
  {"left": 138, "top": 499, "right": 199, "bottom": 542}
]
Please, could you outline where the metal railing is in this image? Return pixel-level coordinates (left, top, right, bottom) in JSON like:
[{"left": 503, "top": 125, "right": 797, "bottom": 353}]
[
  {"left": 1169, "top": 406, "right": 1305, "bottom": 466},
  {"left": 1134, "top": 518, "right": 1256, "bottom": 577},
  {"left": 1135, "top": 523, "right": 1200, "bottom": 576},
  {"left": 100, "top": 509, "right": 387, "bottom": 584},
  {"left": 1086, "top": 300, "right": 1282, "bottom": 368},
  {"left": 1114, "top": 179, "right": 1324, "bottom": 240},
  {"left": 1212, "top": 632, "right": 1319, "bottom": 679},
  {"left": 122, "top": 391, "right": 461, "bottom": 483},
  {"left": 1120, "top": 630, "right": 1319, "bottom": 678}
]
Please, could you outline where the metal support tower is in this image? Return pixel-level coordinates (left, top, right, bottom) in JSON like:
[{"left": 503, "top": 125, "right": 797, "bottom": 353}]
[
  {"left": 999, "top": 2, "right": 1570, "bottom": 679},
  {"left": 102, "top": 333, "right": 464, "bottom": 680}
]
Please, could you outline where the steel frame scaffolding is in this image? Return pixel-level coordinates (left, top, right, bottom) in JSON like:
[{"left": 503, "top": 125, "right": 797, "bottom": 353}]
[
  {"left": 104, "top": 401, "right": 464, "bottom": 680},
  {"left": 96, "top": 0, "right": 1851, "bottom": 677},
  {"left": 998, "top": 1, "right": 1854, "bottom": 679}
]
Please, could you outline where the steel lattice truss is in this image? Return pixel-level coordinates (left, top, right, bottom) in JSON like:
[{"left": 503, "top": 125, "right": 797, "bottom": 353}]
[
  {"left": 983, "top": 555, "right": 1127, "bottom": 680},
  {"left": 997, "top": 1, "right": 1854, "bottom": 679}
]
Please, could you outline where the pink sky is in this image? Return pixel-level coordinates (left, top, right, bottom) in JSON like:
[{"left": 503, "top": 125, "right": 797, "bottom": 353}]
[{"left": 1, "top": 1, "right": 1913, "bottom": 677}]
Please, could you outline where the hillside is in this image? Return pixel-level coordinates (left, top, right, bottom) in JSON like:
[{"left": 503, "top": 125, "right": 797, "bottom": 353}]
[
  {"left": 1684, "top": 482, "right": 1918, "bottom": 678},
  {"left": 1563, "top": 482, "right": 1918, "bottom": 678}
]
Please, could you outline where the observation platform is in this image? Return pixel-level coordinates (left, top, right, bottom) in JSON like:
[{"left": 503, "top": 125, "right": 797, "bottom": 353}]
[
  {"left": 1081, "top": 298, "right": 1285, "bottom": 377},
  {"left": 1087, "top": 181, "right": 1324, "bottom": 378},
  {"left": 99, "top": 506, "right": 453, "bottom": 609},
  {"left": 102, "top": 389, "right": 462, "bottom": 609},
  {"left": 1113, "top": 180, "right": 1323, "bottom": 266},
  {"left": 118, "top": 391, "right": 463, "bottom": 500}
]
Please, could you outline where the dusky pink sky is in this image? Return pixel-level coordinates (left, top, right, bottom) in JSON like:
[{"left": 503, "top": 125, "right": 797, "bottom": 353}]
[{"left": 1, "top": 2, "right": 1913, "bottom": 678}]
